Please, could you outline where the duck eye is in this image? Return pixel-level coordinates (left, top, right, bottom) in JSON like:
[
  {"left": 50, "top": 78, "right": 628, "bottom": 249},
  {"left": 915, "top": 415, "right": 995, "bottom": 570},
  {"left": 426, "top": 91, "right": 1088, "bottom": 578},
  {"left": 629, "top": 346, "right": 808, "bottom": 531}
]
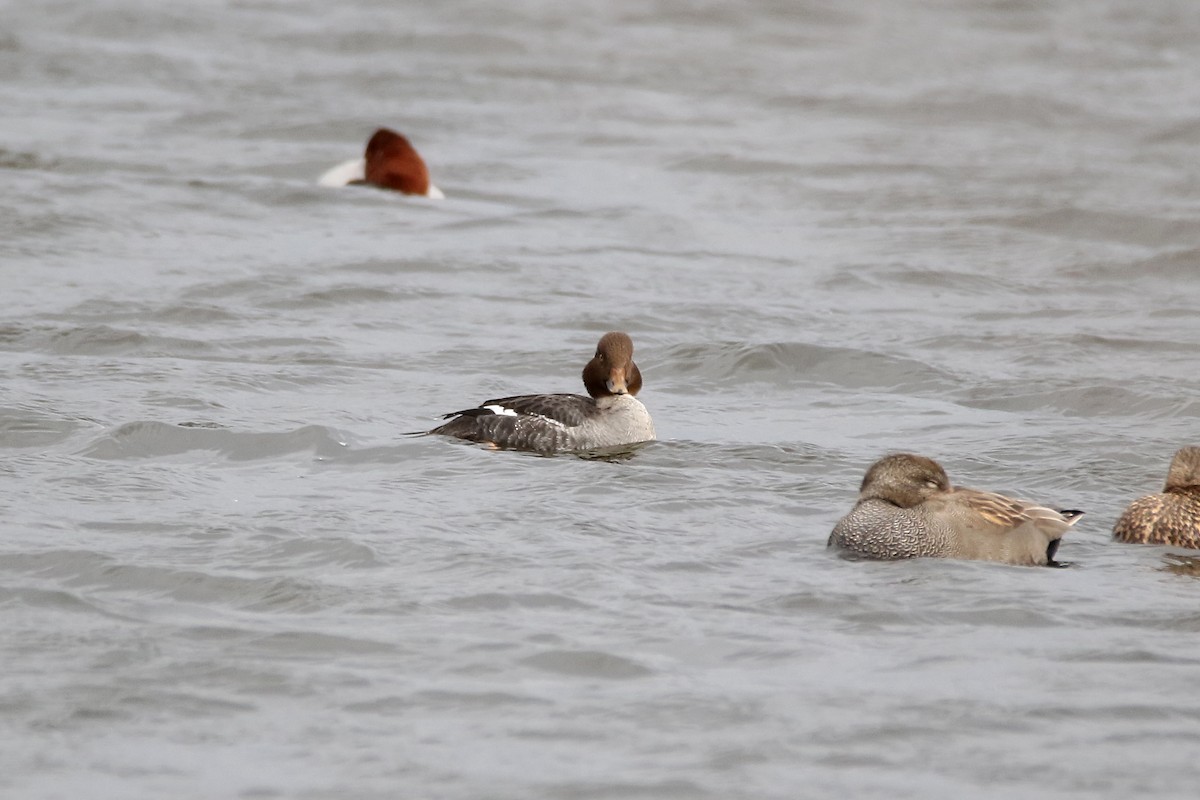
[{"left": 924, "top": 479, "right": 940, "bottom": 489}]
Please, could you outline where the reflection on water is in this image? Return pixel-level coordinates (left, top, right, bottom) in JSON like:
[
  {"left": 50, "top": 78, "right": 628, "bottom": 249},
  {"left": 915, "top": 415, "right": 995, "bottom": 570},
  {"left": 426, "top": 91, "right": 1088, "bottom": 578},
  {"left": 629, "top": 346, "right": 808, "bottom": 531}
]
[{"left": 1159, "top": 552, "right": 1200, "bottom": 577}]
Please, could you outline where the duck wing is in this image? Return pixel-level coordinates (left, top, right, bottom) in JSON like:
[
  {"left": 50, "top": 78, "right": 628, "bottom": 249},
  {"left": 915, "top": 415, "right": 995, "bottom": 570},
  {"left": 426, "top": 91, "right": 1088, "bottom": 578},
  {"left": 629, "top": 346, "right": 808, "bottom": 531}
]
[
  {"left": 953, "top": 488, "right": 1083, "bottom": 534},
  {"left": 440, "top": 393, "right": 598, "bottom": 428}
]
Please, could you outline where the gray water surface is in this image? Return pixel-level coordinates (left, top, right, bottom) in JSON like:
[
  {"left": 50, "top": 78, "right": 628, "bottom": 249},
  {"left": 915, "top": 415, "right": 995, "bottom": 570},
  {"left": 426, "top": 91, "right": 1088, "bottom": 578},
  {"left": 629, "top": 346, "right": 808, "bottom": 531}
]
[{"left": 3, "top": 1, "right": 1200, "bottom": 798}]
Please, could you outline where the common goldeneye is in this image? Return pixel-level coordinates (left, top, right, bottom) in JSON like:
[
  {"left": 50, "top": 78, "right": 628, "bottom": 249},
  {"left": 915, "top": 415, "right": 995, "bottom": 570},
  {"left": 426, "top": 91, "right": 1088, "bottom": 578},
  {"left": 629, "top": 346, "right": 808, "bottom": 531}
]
[
  {"left": 1113, "top": 446, "right": 1200, "bottom": 548},
  {"left": 430, "top": 332, "right": 655, "bottom": 454},
  {"left": 318, "top": 127, "right": 444, "bottom": 198},
  {"left": 828, "top": 453, "right": 1084, "bottom": 566}
]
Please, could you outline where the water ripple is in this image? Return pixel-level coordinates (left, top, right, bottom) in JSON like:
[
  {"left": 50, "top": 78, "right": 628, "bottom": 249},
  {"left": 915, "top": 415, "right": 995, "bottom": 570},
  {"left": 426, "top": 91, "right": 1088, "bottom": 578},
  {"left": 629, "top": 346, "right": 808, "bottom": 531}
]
[{"left": 80, "top": 421, "right": 350, "bottom": 461}]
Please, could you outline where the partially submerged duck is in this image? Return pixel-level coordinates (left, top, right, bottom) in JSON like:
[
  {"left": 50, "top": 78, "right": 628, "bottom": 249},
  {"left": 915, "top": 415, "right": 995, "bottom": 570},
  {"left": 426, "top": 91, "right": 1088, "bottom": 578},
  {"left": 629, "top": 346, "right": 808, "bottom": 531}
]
[
  {"left": 829, "top": 453, "right": 1083, "bottom": 566},
  {"left": 318, "top": 127, "right": 443, "bottom": 198}
]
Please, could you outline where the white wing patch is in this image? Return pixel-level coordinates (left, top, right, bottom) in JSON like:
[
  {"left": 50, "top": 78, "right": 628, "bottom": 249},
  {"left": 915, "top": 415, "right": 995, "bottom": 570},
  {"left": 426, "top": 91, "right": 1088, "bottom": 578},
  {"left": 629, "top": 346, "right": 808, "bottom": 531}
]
[
  {"left": 318, "top": 158, "right": 366, "bottom": 187},
  {"left": 483, "top": 405, "right": 569, "bottom": 430},
  {"left": 483, "top": 405, "right": 518, "bottom": 417}
]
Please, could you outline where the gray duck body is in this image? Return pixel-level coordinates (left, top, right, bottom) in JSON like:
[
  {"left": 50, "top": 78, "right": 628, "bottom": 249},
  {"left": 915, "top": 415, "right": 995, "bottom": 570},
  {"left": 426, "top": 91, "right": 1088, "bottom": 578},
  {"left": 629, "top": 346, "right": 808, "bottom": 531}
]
[
  {"left": 830, "top": 498, "right": 953, "bottom": 560},
  {"left": 828, "top": 453, "right": 1083, "bottom": 567}
]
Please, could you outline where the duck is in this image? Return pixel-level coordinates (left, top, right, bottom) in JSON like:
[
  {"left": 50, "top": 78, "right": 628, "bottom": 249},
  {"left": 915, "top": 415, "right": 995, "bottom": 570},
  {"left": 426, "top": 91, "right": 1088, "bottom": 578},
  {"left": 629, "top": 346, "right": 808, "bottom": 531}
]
[
  {"left": 828, "top": 453, "right": 1083, "bottom": 566},
  {"left": 318, "top": 127, "right": 444, "bottom": 198},
  {"left": 1112, "top": 446, "right": 1200, "bottom": 548},
  {"left": 429, "top": 332, "right": 655, "bottom": 455}
]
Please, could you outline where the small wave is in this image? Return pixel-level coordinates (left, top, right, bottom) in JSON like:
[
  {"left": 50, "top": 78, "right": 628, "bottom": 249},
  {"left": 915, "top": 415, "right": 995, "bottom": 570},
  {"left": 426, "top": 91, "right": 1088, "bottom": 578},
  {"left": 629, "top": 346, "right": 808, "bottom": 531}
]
[
  {"left": 4, "top": 324, "right": 216, "bottom": 358},
  {"left": 981, "top": 207, "right": 1197, "bottom": 248},
  {"left": 333, "top": 257, "right": 458, "bottom": 276},
  {"left": 249, "top": 630, "right": 396, "bottom": 655},
  {"left": 520, "top": 649, "right": 654, "bottom": 679},
  {"left": 668, "top": 154, "right": 799, "bottom": 176},
  {"left": 442, "top": 592, "right": 591, "bottom": 611},
  {"left": 956, "top": 381, "right": 1200, "bottom": 418},
  {"left": 0, "top": 585, "right": 129, "bottom": 619},
  {"left": 543, "top": 779, "right": 708, "bottom": 799},
  {"left": 345, "top": 689, "right": 550, "bottom": 714},
  {"left": 260, "top": 285, "right": 447, "bottom": 310},
  {"left": 260, "top": 537, "right": 383, "bottom": 570},
  {"left": 659, "top": 341, "right": 957, "bottom": 393},
  {"left": 80, "top": 421, "right": 350, "bottom": 461},
  {"left": 1061, "top": 646, "right": 1200, "bottom": 665},
  {"left": 0, "top": 405, "right": 84, "bottom": 449},
  {"left": 0, "top": 148, "right": 47, "bottom": 169},
  {"left": 1, "top": 549, "right": 352, "bottom": 612},
  {"left": 1074, "top": 247, "right": 1200, "bottom": 281}
]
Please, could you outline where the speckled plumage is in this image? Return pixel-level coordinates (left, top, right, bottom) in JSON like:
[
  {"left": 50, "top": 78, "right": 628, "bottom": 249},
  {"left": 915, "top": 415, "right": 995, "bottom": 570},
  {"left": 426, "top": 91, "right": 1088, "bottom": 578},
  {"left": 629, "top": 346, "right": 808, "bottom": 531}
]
[
  {"left": 429, "top": 332, "right": 655, "bottom": 455},
  {"left": 1113, "top": 447, "right": 1200, "bottom": 548},
  {"left": 828, "top": 453, "right": 1083, "bottom": 566}
]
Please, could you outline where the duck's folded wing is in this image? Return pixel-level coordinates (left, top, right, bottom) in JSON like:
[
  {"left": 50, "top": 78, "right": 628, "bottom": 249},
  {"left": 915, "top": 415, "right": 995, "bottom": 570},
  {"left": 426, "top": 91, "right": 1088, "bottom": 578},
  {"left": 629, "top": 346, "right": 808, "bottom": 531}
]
[
  {"left": 958, "top": 490, "right": 1030, "bottom": 529},
  {"left": 431, "top": 393, "right": 600, "bottom": 453},
  {"left": 443, "top": 393, "right": 598, "bottom": 428},
  {"left": 956, "top": 488, "right": 1082, "bottom": 534}
]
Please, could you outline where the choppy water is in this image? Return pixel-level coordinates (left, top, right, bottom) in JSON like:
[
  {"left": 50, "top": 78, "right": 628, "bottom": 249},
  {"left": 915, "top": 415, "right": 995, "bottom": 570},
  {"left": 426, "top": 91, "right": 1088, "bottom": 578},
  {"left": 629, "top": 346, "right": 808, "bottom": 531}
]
[{"left": 4, "top": 1, "right": 1200, "bottom": 797}]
